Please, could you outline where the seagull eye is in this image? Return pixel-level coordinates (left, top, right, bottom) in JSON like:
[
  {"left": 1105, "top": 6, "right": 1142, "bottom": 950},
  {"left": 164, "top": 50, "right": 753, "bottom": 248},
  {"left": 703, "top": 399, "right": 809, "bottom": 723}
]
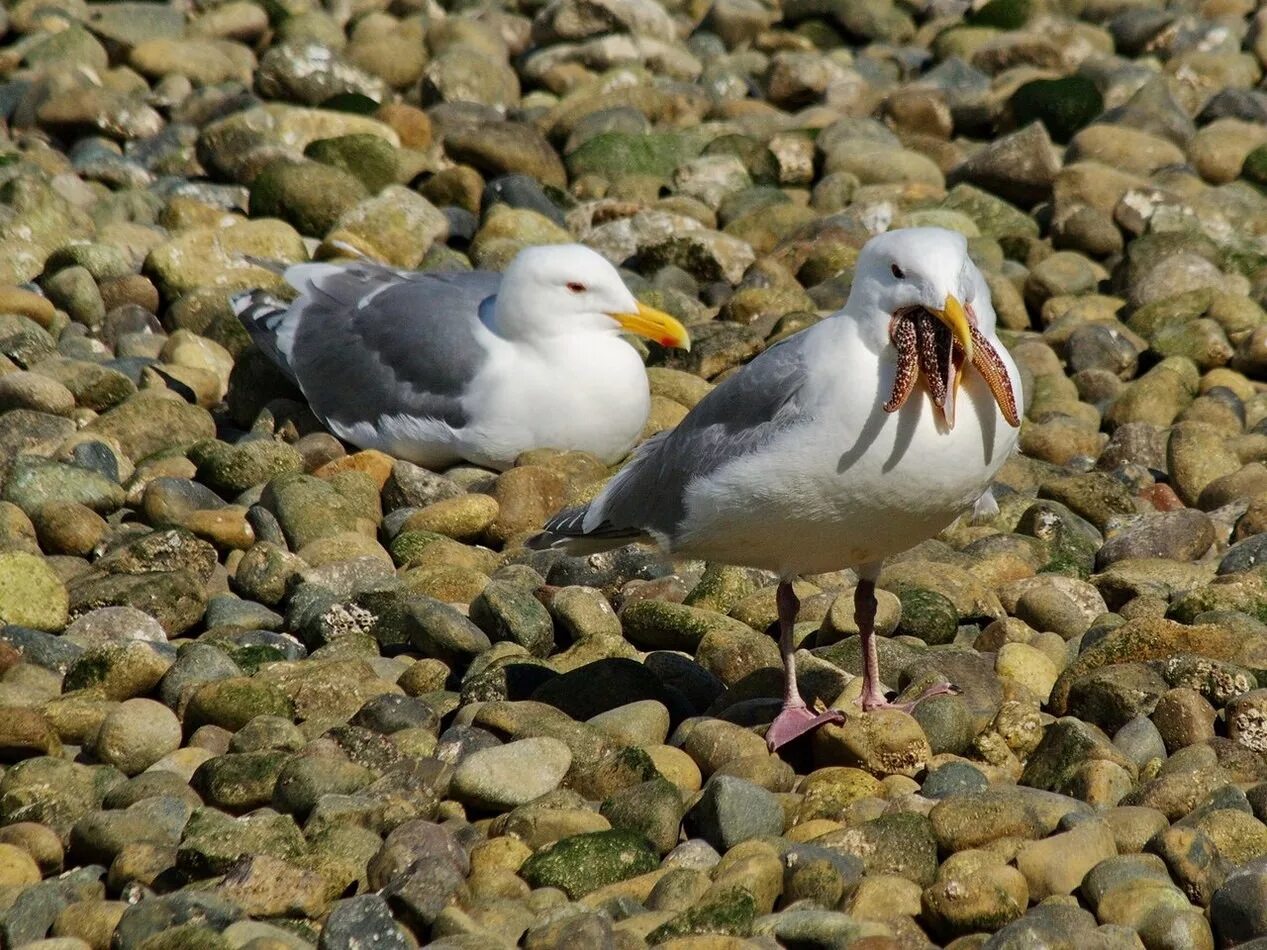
[
  {"left": 890, "top": 264, "right": 905, "bottom": 279},
  {"left": 566, "top": 282, "right": 586, "bottom": 294}
]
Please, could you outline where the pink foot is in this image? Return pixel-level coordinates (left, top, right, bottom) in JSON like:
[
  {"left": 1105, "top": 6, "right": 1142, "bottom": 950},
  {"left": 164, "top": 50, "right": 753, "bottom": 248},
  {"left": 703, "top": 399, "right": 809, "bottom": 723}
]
[
  {"left": 765, "top": 702, "right": 846, "bottom": 751},
  {"left": 859, "top": 680, "right": 960, "bottom": 713}
]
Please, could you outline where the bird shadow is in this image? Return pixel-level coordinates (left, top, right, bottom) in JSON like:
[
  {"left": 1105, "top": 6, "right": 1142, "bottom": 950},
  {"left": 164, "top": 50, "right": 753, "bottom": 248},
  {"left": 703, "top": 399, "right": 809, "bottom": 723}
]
[
  {"left": 835, "top": 367, "right": 921, "bottom": 474},
  {"left": 968, "top": 376, "right": 999, "bottom": 465},
  {"left": 836, "top": 369, "right": 1003, "bottom": 475}
]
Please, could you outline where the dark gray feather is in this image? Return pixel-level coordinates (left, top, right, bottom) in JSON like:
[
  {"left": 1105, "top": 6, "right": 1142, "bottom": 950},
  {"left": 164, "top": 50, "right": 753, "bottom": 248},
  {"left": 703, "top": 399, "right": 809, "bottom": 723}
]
[
  {"left": 233, "top": 290, "right": 301, "bottom": 385},
  {"left": 283, "top": 264, "right": 500, "bottom": 431},
  {"left": 538, "top": 336, "right": 812, "bottom": 547}
]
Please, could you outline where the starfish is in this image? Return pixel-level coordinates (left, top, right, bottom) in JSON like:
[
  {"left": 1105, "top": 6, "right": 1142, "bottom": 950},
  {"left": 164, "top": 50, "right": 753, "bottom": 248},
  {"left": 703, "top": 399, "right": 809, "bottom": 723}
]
[{"left": 884, "top": 307, "right": 1020, "bottom": 428}]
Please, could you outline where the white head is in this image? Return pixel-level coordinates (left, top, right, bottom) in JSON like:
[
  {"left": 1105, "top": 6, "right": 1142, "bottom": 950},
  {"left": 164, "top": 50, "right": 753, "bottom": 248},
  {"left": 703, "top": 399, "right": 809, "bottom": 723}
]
[
  {"left": 494, "top": 244, "right": 690, "bottom": 350},
  {"left": 846, "top": 227, "right": 1019, "bottom": 429},
  {"left": 844, "top": 227, "right": 986, "bottom": 353}
]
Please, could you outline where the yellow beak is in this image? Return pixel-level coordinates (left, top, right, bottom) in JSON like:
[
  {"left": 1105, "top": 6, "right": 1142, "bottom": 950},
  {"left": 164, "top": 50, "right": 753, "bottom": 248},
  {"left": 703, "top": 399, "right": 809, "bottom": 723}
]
[
  {"left": 931, "top": 294, "right": 974, "bottom": 429},
  {"left": 930, "top": 294, "right": 973, "bottom": 364},
  {"left": 611, "top": 302, "right": 692, "bottom": 351}
]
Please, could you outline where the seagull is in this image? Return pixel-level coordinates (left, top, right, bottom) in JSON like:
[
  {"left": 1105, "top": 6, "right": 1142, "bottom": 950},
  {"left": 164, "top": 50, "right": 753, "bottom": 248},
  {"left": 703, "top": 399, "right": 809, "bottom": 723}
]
[
  {"left": 530, "top": 228, "right": 1022, "bottom": 750},
  {"left": 231, "top": 244, "right": 691, "bottom": 471}
]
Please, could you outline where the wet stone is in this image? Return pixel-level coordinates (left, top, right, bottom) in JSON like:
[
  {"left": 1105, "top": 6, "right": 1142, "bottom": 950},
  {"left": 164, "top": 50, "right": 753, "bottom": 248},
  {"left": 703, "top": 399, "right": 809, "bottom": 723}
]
[{"left": 684, "top": 775, "right": 783, "bottom": 852}]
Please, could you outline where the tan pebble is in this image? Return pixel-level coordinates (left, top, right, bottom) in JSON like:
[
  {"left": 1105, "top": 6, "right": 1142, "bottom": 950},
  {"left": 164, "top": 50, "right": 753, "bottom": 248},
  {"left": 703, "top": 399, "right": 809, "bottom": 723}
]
[
  {"left": 469, "top": 836, "right": 532, "bottom": 875},
  {"left": 182, "top": 506, "right": 255, "bottom": 550},
  {"left": 646, "top": 744, "right": 702, "bottom": 793},
  {"left": 0, "top": 841, "right": 42, "bottom": 885},
  {"left": 812, "top": 709, "right": 931, "bottom": 778},
  {"left": 140, "top": 364, "right": 222, "bottom": 408},
  {"left": 1015, "top": 819, "right": 1118, "bottom": 900},
  {"left": 786, "top": 818, "right": 844, "bottom": 842},
  {"left": 580, "top": 868, "right": 670, "bottom": 908},
  {"left": 375, "top": 103, "right": 432, "bottom": 149},
  {"left": 144, "top": 746, "right": 216, "bottom": 781},
  {"left": 0, "top": 822, "right": 62, "bottom": 875},
  {"left": 0, "top": 286, "right": 56, "bottom": 328},
  {"left": 159, "top": 330, "right": 233, "bottom": 396},
  {"left": 403, "top": 494, "right": 499, "bottom": 541},
  {"left": 21, "top": 938, "right": 92, "bottom": 950},
  {"left": 849, "top": 873, "right": 923, "bottom": 920},
  {"left": 996, "top": 642, "right": 1060, "bottom": 704},
  {"left": 52, "top": 900, "right": 127, "bottom": 950},
  {"left": 106, "top": 842, "right": 177, "bottom": 892},
  {"left": 314, "top": 449, "right": 395, "bottom": 489}
]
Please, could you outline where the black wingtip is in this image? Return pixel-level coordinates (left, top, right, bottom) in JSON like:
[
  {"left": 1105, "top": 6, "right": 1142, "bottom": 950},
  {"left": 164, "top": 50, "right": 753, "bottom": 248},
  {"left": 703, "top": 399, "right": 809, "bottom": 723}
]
[
  {"left": 542, "top": 505, "right": 591, "bottom": 537},
  {"left": 232, "top": 290, "right": 291, "bottom": 334},
  {"left": 522, "top": 504, "right": 588, "bottom": 552},
  {"left": 527, "top": 503, "right": 648, "bottom": 552},
  {"left": 524, "top": 531, "right": 557, "bottom": 551}
]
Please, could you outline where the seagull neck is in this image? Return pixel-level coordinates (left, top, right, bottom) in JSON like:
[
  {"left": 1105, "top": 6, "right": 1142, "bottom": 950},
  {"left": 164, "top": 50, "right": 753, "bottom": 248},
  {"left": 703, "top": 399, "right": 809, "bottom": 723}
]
[
  {"left": 844, "top": 295, "right": 896, "bottom": 355},
  {"left": 489, "top": 295, "right": 613, "bottom": 350},
  {"left": 486, "top": 293, "right": 542, "bottom": 343}
]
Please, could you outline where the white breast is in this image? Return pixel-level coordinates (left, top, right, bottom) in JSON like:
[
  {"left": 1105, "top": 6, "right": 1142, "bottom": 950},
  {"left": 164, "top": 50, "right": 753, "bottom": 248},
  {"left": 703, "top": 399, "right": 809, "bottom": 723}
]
[
  {"left": 458, "top": 334, "right": 652, "bottom": 469},
  {"left": 675, "top": 328, "right": 1022, "bottom": 577}
]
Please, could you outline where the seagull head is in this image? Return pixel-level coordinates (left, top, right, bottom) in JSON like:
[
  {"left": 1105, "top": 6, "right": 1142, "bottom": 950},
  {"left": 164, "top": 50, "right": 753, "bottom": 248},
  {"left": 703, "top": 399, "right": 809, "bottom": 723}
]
[
  {"left": 498, "top": 244, "right": 691, "bottom": 351},
  {"left": 849, "top": 227, "right": 978, "bottom": 361},
  {"left": 849, "top": 227, "right": 1019, "bottom": 429}
]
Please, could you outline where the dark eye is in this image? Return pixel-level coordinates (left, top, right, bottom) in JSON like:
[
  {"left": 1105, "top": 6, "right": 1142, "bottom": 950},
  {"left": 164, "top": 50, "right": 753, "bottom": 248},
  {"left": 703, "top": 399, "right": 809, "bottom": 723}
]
[
  {"left": 566, "top": 282, "right": 586, "bottom": 293},
  {"left": 890, "top": 264, "right": 905, "bottom": 279}
]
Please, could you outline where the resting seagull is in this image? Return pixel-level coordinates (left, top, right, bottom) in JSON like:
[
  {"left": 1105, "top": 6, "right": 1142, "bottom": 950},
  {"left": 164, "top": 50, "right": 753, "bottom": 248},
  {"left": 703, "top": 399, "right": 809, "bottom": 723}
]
[
  {"left": 232, "top": 244, "right": 691, "bottom": 471},
  {"left": 531, "top": 228, "right": 1022, "bottom": 750}
]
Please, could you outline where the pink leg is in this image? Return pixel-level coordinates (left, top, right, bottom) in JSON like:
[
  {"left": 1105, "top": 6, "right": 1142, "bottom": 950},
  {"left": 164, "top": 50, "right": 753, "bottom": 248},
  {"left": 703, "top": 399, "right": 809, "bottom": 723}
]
[
  {"left": 766, "top": 581, "right": 845, "bottom": 751},
  {"left": 854, "top": 577, "right": 959, "bottom": 712}
]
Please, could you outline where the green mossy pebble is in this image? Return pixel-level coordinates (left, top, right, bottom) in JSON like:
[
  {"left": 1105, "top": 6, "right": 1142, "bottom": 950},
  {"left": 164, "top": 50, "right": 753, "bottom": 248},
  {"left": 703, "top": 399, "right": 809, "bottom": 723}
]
[{"left": 517, "top": 829, "right": 659, "bottom": 898}]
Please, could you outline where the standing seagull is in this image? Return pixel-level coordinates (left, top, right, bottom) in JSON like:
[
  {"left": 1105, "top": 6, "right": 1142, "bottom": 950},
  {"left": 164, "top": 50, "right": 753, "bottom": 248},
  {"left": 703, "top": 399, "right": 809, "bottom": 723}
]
[
  {"left": 530, "top": 229, "right": 1022, "bottom": 750},
  {"left": 232, "top": 244, "right": 691, "bottom": 471}
]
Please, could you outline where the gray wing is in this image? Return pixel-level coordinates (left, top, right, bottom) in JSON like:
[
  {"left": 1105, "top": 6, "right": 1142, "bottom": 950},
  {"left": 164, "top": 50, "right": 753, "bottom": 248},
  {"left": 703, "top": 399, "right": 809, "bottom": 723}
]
[
  {"left": 234, "top": 289, "right": 304, "bottom": 386},
  {"left": 535, "top": 335, "right": 813, "bottom": 548},
  {"left": 235, "top": 263, "right": 500, "bottom": 431}
]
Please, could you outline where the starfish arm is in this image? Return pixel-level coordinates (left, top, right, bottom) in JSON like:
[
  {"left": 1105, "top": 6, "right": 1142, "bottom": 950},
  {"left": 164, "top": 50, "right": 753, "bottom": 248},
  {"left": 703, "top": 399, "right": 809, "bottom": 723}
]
[
  {"left": 916, "top": 311, "right": 948, "bottom": 407},
  {"left": 883, "top": 316, "right": 919, "bottom": 414},
  {"left": 970, "top": 325, "right": 1021, "bottom": 426}
]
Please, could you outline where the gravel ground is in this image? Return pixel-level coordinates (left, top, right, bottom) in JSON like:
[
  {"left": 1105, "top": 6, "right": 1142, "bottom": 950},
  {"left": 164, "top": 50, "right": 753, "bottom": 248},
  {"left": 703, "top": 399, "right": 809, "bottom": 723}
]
[{"left": 1, "top": 0, "right": 1267, "bottom": 947}]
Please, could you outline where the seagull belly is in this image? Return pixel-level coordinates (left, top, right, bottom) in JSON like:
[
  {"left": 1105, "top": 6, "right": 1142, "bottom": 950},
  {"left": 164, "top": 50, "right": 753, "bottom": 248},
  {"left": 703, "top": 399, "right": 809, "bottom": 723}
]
[
  {"left": 464, "top": 335, "right": 652, "bottom": 467},
  {"left": 675, "top": 363, "right": 1020, "bottom": 576}
]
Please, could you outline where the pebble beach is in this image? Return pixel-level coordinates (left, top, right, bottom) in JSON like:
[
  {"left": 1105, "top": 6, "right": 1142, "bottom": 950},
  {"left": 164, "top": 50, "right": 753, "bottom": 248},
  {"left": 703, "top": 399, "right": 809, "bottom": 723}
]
[{"left": 2, "top": 0, "right": 1267, "bottom": 947}]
